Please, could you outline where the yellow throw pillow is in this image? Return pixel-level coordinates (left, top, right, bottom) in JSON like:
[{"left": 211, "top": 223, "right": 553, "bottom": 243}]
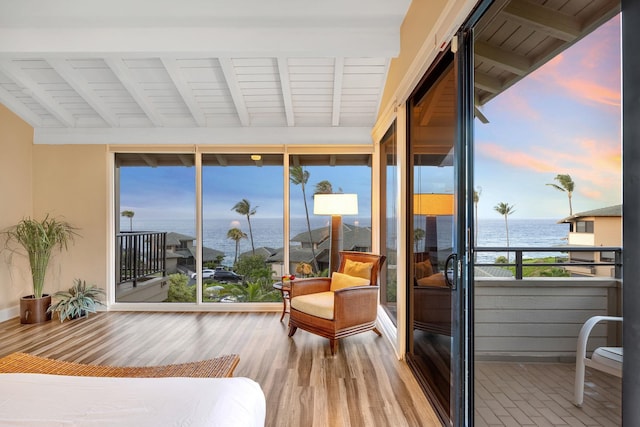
[
  {"left": 343, "top": 259, "right": 373, "bottom": 280},
  {"left": 414, "top": 259, "right": 434, "bottom": 279},
  {"left": 330, "top": 272, "right": 371, "bottom": 291}
]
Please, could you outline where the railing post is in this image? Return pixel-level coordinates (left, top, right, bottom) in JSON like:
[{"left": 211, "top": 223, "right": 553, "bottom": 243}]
[
  {"left": 615, "top": 248, "right": 622, "bottom": 279},
  {"left": 515, "top": 250, "right": 523, "bottom": 279}
]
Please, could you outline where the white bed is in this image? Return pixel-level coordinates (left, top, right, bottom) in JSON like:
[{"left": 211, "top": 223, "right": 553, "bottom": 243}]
[{"left": 0, "top": 373, "right": 265, "bottom": 427}]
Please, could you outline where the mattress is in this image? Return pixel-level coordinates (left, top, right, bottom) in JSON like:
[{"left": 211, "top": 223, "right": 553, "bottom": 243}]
[{"left": 0, "top": 373, "right": 265, "bottom": 427}]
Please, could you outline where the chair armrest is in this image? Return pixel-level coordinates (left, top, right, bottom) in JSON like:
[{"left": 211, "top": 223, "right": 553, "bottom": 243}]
[
  {"left": 334, "top": 286, "right": 379, "bottom": 328},
  {"left": 577, "top": 316, "right": 623, "bottom": 359},
  {"left": 289, "top": 277, "right": 331, "bottom": 298}
]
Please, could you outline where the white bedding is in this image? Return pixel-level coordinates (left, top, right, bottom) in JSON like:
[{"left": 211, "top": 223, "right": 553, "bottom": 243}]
[{"left": 0, "top": 373, "right": 265, "bottom": 427}]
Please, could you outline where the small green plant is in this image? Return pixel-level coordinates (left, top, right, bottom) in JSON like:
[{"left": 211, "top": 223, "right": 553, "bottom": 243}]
[{"left": 47, "top": 279, "right": 105, "bottom": 322}]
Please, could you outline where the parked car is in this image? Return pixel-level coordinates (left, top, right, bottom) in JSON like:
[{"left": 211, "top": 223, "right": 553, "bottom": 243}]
[
  {"left": 212, "top": 270, "right": 243, "bottom": 283},
  {"left": 190, "top": 269, "right": 216, "bottom": 279}
]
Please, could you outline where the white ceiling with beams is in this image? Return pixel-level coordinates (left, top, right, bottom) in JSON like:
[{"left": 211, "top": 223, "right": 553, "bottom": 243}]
[{"left": 0, "top": 0, "right": 411, "bottom": 145}]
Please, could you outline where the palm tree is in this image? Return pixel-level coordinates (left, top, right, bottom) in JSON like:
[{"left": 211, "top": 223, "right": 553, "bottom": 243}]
[
  {"left": 546, "top": 174, "right": 575, "bottom": 216},
  {"left": 414, "top": 228, "right": 426, "bottom": 252},
  {"left": 314, "top": 180, "right": 334, "bottom": 194},
  {"left": 290, "top": 166, "right": 320, "bottom": 273},
  {"left": 227, "top": 227, "right": 247, "bottom": 265},
  {"left": 473, "top": 187, "right": 482, "bottom": 249},
  {"left": 232, "top": 199, "right": 257, "bottom": 254},
  {"left": 121, "top": 210, "right": 135, "bottom": 232},
  {"left": 494, "top": 202, "right": 515, "bottom": 260}
]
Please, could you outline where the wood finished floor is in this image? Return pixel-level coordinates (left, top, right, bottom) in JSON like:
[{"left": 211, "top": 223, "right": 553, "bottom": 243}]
[{"left": 0, "top": 312, "right": 442, "bottom": 427}]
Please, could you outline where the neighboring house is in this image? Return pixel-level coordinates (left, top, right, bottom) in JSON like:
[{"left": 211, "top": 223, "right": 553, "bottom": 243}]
[
  {"left": 560, "top": 205, "right": 622, "bottom": 277},
  {"left": 268, "top": 223, "right": 372, "bottom": 275},
  {"left": 165, "top": 232, "right": 224, "bottom": 274}
]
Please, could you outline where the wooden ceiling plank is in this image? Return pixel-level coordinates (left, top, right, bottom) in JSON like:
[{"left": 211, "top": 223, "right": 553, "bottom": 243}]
[
  {"left": 332, "top": 57, "right": 344, "bottom": 127},
  {"left": 277, "top": 57, "right": 295, "bottom": 127},
  {"left": 0, "top": 84, "right": 43, "bottom": 127},
  {"left": 104, "top": 57, "right": 164, "bottom": 126},
  {"left": 474, "top": 41, "right": 530, "bottom": 76},
  {"left": 0, "top": 59, "right": 76, "bottom": 127},
  {"left": 218, "top": 58, "right": 250, "bottom": 127},
  {"left": 502, "top": 0, "right": 581, "bottom": 42},
  {"left": 47, "top": 58, "right": 119, "bottom": 127},
  {"left": 161, "top": 58, "right": 207, "bottom": 127}
]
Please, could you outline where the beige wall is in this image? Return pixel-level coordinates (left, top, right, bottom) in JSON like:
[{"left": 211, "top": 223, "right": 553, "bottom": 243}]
[
  {"left": 594, "top": 217, "right": 622, "bottom": 246},
  {"left": 0, "top": 105, "right": 34, "bottom": 309},
  {"left": 379, "top": 0, "right": 449, "bottom": 113},
  {"left": 32, "top": 145, "right": 108, "bottom": 295}
]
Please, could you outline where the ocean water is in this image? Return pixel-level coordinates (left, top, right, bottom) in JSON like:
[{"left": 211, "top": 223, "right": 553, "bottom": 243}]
[{"left": 121, "top": 217, "right": 568, "bottom": 266}]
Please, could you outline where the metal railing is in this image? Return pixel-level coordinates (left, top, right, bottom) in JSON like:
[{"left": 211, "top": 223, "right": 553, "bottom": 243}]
[
  {"left": 474, "top": 246, "right": 622, "bottom": 279},
  {"left": 116, "top": 231, "right": 167, "bottom": 286}
]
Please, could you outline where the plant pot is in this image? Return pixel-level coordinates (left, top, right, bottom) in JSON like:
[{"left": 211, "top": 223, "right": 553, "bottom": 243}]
[{"left": 20, "top": 295, "right": 52, "bottom": 324}]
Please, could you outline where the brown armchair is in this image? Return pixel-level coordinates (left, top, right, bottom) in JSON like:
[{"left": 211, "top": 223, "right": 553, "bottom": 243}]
[{"left": 287, "top": 251, "right": 386, "bottom": 354}]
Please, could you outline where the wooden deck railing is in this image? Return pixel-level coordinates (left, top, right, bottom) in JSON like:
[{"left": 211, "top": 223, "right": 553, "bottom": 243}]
[
  {"left": 474, "top": 246, "right": 622, "bottom": 279},
  {"left": 116, "top": 231, "right": 167, "bottom": 286}
]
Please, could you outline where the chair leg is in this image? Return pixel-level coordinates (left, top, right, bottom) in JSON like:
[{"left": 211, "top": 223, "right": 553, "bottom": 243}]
[
  {"left": 288, "top": 325, "right": 297, "bottom": 337},
  {"left": 574, "top": 357, "right": 586, "bottom": 407},
  {"left": 372, "top": 327, "right": 382, "bottom": 336},
  {"left": 329, "top": 339, "right": 338, "bottom": 355}
]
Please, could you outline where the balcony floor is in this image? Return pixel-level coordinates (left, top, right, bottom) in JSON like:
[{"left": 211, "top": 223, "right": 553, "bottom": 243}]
[{"left": 475, "top": 361, "right": 622, "bottom": 426}]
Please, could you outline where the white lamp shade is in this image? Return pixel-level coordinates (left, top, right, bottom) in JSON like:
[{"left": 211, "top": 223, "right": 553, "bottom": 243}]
[{"left": 313, "top": 193, "right": 358, "bottom": 216}]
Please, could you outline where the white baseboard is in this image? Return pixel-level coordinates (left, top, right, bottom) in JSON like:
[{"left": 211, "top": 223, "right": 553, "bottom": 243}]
[{"left": 0, "top": 305, "right": 19, "bottom": 323}]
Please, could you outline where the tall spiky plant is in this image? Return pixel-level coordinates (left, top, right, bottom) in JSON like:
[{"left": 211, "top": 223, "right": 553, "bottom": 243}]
[{"left": 5, "top": 215, "right": 78, "bottom": 298}]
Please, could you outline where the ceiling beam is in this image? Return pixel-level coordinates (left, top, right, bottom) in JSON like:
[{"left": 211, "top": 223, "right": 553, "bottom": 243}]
[
  {"left": 0, "top": 59, "right": 75, "bottom": 127},
  {"left": 215, "top": 154, "right": 228, "bottom": 166},
  {"left": 502, "top": 0, "right": 581, "bottom": 42},
  {"left": 277, "top": 57, "right": 294, "bottom": 127},
  {"left": 47, "top": 58, "right": 120, "bottom": 127},
  {"left": 474, "top": 41, "right": 530, "bottom": 76},
  {"left": 332, "top": 57, "right": 344, "bottom": 126},
  {"left": 104, "top": 57, "right": 164, "bottom": 126},
  {"left": 0, "top": 84, "right": 42, "bottom": 127},
  {"left": 474, "top": 72, "right": 503, "bottom": 94},
  {"left": 140, "top": 154, "right": 158, "bottom": 167},
  {"left": 161, "top": 58, "right": 207, "bottom": 127},
  {"left": 219, "top": 58, "right": 250, "bottom": 127},
  {"left": 178, "top": 154, "right": 194, "bottom": 167},
  {"left": 33, "top": 126, "right": 375, "bottom": 145}
]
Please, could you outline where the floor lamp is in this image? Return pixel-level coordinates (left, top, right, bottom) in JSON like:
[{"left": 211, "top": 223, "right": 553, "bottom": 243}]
[
  {"left": 413, "top": 193, "right": 454, "bottom": 256},
  {"left": 314, "top": 193, "right": 359, "bottom": 275}
]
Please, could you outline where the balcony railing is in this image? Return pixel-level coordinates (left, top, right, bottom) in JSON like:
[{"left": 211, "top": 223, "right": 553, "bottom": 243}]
[
  {"left": 474, "top": 246, "right": 622, "bottom": 279},
  {"left": 116, "top": 231, "right": 167, "bottom": 286}
]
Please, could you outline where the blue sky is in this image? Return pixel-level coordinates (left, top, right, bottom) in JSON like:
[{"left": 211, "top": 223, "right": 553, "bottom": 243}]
[
  {"left": 120, "top": 163, "right": 372, "bottom": 221},
  {"left": 120, "top": 15, "right": 621, "bottom": 223},
  {"left": 474, "top": 15, "right": 621, "bottom": 219}
]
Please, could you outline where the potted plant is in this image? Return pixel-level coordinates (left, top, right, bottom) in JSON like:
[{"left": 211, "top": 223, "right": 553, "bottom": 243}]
[
  {"left": 3, "top": 215, "right": 78, "bottom": 324},
  {"left": 47, "top": 279, "right": 105, "bottom": 322}
]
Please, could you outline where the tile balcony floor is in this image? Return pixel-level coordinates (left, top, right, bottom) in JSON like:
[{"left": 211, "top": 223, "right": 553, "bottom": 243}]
[{"left": 475, "top": 361, "right": 622, "bottom": 427}]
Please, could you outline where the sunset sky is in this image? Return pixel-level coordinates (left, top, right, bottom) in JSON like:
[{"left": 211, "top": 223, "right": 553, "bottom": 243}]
[{"left": 474, "top": 14, "right": 621, "bottom": 219}]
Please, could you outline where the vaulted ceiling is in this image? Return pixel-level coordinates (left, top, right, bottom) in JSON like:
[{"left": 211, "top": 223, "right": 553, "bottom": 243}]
[
  {"left": 0, "top": 0, "right": 621, "bottom": 144},
  {"left": 0, "top": 0, "right": 411, "bottom": 144}
]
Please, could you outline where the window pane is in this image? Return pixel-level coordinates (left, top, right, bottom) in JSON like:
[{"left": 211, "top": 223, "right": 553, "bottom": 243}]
[
  {"left": 380, "top": 123, "right": 398, "bottom": 324},
  {"left": 201, "top": 153, "right": 283, "bottom": 303},
  {"left": 288, "top": 154, "right": 372, "bottom": 278},
  {"left": 115, "top": 153, "right": 196, "bottom": 303}
]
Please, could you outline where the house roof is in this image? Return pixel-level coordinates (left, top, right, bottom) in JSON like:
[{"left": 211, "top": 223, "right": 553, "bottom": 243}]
[
  {"left": 559, "top": 204, "right": 622, "bottom": 223},
  {"left": 165, "top": 231, "right": 195, "bottom": 246}
]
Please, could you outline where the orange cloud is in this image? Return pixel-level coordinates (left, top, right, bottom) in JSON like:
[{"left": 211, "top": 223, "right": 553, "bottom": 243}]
[
  {"left": 579, "top": 188, "right": 603, "bottom": 200},
  {"left": 478, "top": 142, "right": 555, "bottom": 172}
]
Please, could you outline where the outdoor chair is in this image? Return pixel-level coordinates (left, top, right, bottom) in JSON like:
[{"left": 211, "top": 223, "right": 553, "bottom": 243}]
[
  {"left": 287, "top": 251, "right": 386, "bottom": 355},
  {"left": 574, "top": 315, "right": 623, "bottom": 407}
]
